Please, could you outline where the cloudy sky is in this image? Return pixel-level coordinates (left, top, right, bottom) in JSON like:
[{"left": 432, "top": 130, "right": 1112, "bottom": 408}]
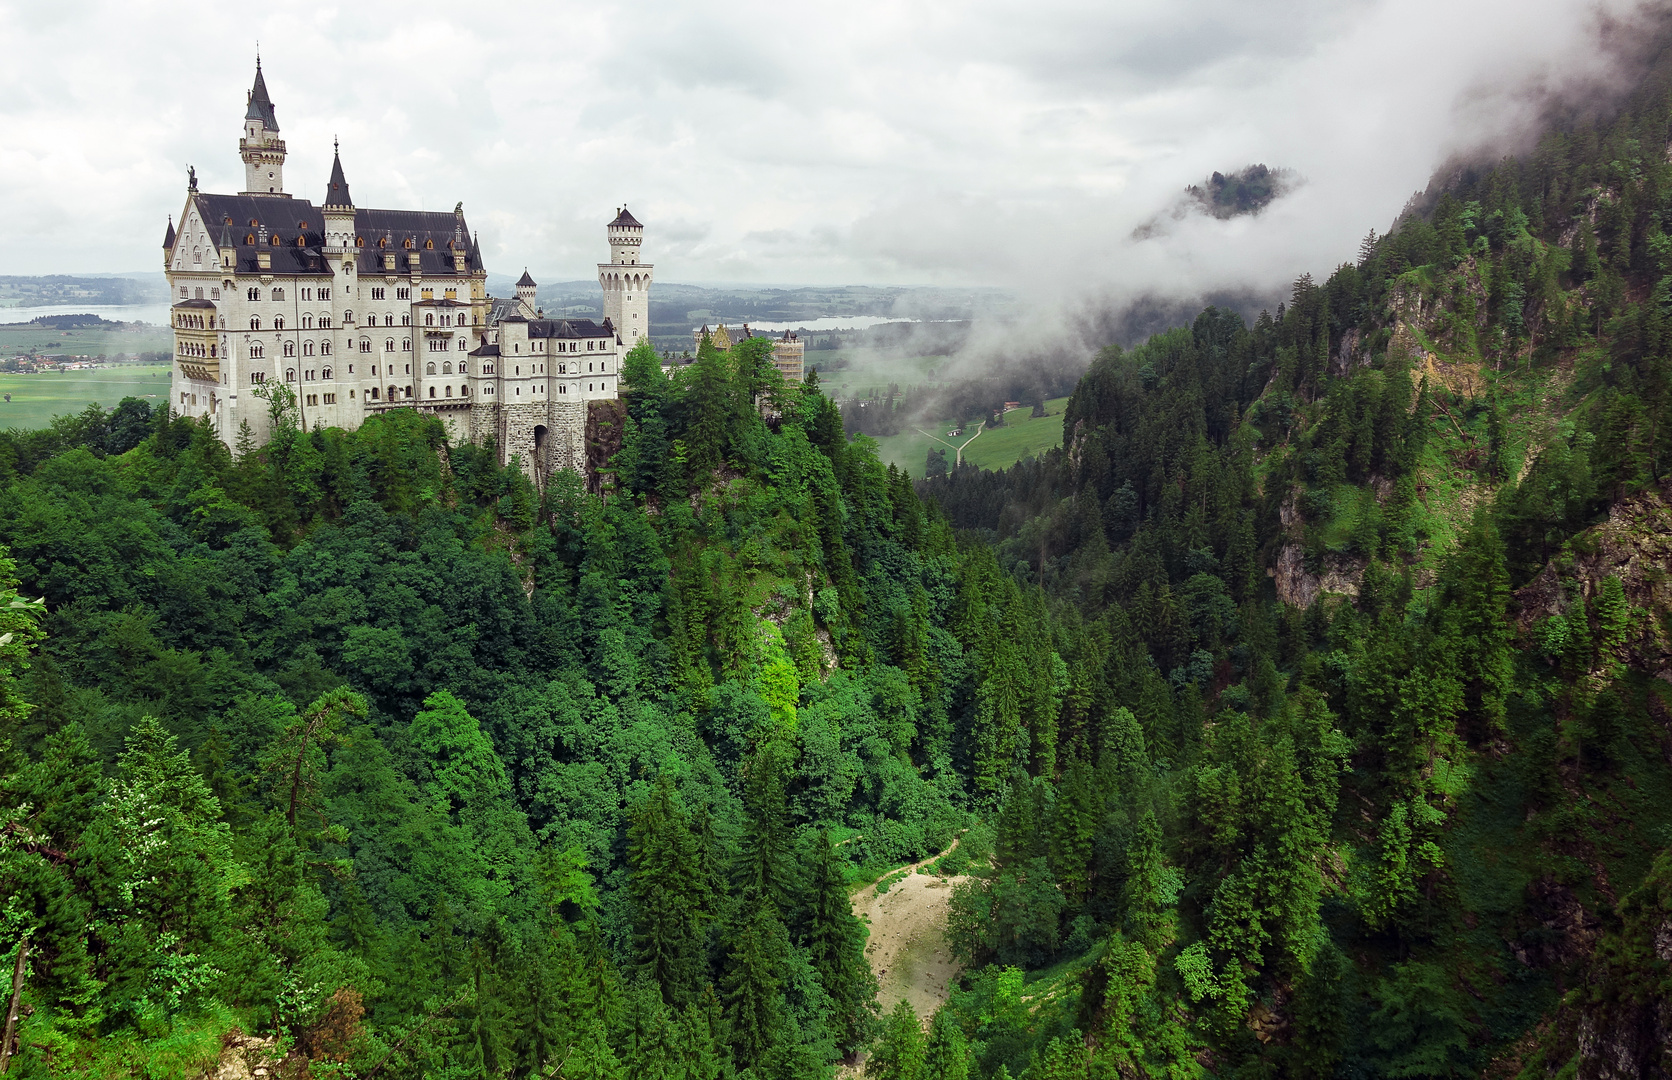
[{"left": 0, "top": 0, "right": 1655, "bottom": 304}]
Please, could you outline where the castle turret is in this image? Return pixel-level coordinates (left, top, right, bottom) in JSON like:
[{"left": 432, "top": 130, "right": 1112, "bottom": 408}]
[
  {"left": 515, "top": 269, "right": 537, "bottom": 317},
  {"left": 239, "top": 58, "right": 288, "bottom": 197},
  {"left": 598, "top": 207, "right": 652, "bottom": 346},
  {"left": 162, "top": 216, "right": 175, "bottom": 267},
  {"left": 322, "top": 143, "right": 355, "bottom": 251}
]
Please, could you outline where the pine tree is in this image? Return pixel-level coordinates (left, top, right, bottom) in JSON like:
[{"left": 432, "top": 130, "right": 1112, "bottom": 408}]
[
  {"left": 721, "top": 898, "right": 786, "bottom": 1071},
  {"left": 923, "top": 1008, "right": 970, "bottom": 1080},
  {"left": 866, "top": 999, "right": 924, "bottom": 1080},
  {"left": 803, "top": 831, "right": 878, "bottom": 1053},
  {"left": 628, "top": 775, "right": 713, "bottom": 1007}
]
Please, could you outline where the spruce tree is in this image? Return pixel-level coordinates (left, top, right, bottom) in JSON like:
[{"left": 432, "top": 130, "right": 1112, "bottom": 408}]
[
  {"left": 628, "top": 775, "right": 712, "bottom": 1007},
  {"left": 722, "top": 897, "right": 787, "bottom": 1072},
  {"left": 866, "top": 999, "right": 924, "bottom": 1080},
  {"left": 803, "top": 831, "right": 878, "bottom": 1054}
]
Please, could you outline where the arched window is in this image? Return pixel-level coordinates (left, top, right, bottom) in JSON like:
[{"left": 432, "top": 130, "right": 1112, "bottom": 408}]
[
  {"left": 193, "top": 246, "right": 202, "bottom": 264},
  {"left": 303, "top": 341, "right": 315, "bottom": 356},
  {"left": 302, "top": 314, "right": 313, "bottom": 329},
  {"left": 321, "top": 341, "right": 333, "bottom": 356},
  {"left": 285, "top": 369, "right": 296, "bottom": 382},
  {"left": 385, "top": 339, "right": 395, "bottom": 353},
  {"left": 424, "top": 239, "right": 434, "bottom": 249},
  {"left": 401, "top": 314, "right": 410, "bottom": 326},
  {"left": 370, "top": 386, "right": 379, "bottom": 400},
  {"left": 442, "top": 361, "right": 453, "bottom": 374},
  {"left": 245, "top": 234, "right": 255, "bottom": 245},
  {"left": 270, "top": 234, "right": 281, "bottom": 248},
  {"left": 319, "top": 315, "right": 331, "bottom": 328},
  {"left": 461, "top": 385, "right": 469, "bottom": 396},
  {"left": 388, "top": 385, "right": 398, "bottom": 400},
  {"left": 460, "top": 362, "right": 469, "bottom": 374},
  {"left": 355, "top": 236, "right": 365, "bottom": 246},
  {"left": 283, "top": 342, "right": 295, "bottom": 357},
  {"left": 272, "top": 288, "right": 284, "bottom": 301},
  {"left": 403, "top": 237, "right": 414, "bottom": 249},
  {"left": 248, "top": 287, "right": 260, "bottom": 301},
  {"left": 251, "top": 343, "right": 264, "bottom": 358},
  {"left": 343, "top": 309, "right": 353, "bottom": 323},
  {"left": 250, "top": 316, "right": 261, "bottom": 330},
  {"left": 402, "top": 339, "right": 411, "bottom": 352},
  {"left": 429, "top": 386, "right": 436, "bottom": 398},
  {"left": 209, "top": 344, "right": 216, "bottom": 358},
  {"left": 322, "top": 367, "right": 332, "bottom": 379},
  {"left": 405, "top": 385, "right": 413, "bottom": 398},
  {"left": 360, "top": 340, "right": 371, "bottom": 353},
  {"left": 445, "top": 385, "right": 453, "bottom": 397},
  {"left": 458, "top": 338, "right": 467, "bottom": 350},
  {"left": 484, "top": 363, "right": 494, "bottom": 374},
  {"left": 296, "top": 236, "right": 306, "bottom": 247},
  {"left": 425, "top": 312, "right": 434, "bottom": 326},
  {"left": 274, "top": 316, "right": 285, "bottom": 330},
  {"left": 426, "top": 362, "right": 436, "bottom": 375}
]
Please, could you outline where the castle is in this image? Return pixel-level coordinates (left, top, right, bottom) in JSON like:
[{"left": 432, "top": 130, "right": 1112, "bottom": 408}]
[{"left": 163, "top": 60, "right": 652, "bottom": 481}]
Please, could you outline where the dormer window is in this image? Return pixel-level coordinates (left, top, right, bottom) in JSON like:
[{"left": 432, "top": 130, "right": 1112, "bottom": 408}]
[
  {"left": 424, "top": 239, "right": 434, "bottom": 250},
  {"left": 270, "top": 234, "right": 281, "bottom": 247},
  {"left": 245, "top": 234, "right": 255, "bottom": 245}
]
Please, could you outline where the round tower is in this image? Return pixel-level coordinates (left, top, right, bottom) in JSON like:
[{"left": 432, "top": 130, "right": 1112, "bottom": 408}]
[
  {"left": 515, "top": 269, "right": 538, "bottom": 317},
  {"left": 598, "top": 207, "right": 652, "bottom": 346},
  {"left": 239, "top": 58, "right": 289, "bottom": 197}
]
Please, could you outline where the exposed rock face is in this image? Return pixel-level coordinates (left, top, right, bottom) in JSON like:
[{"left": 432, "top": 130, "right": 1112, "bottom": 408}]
[
  {"left": 1513, "top": 479, "right": 1672, "bottom": 681},
  {"left": 206, "top": 1031, "right": 284, "bottom": 1080}
]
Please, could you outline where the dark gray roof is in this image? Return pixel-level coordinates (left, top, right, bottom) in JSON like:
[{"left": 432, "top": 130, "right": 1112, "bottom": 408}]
[
  {"left": 245, "top": 62, "right": 279, "bottom": 131},
  {"left": 324, "top": 150, "right": 352, "bottom": 208},
  {"left": 190, "top": 192, "right": 481, "bottom": 278},
  {"left": 163, "top": 218, "right": 175, "bottom": 248},
  {"left": 610, "top": 207, "right": 642, "bottom": 228},
  {"left": 470, "top": 344, "right": 501, "bottom": 357},
  {"left": 172, "top": 298, "right": 217, "bottom": 309},
  {"left": 526, "top": 318, "right": 612, "bottom": 340},
  {"left": 516, "top": 269, "right": 536, "bottom": 287}
]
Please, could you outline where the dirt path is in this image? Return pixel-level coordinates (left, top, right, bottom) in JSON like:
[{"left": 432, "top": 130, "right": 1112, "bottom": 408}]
[
  {"left": 914, "top": 425, "right": 984, "bottom": 465},
  {"left": 850, "top": 843, "right": 969, "bottom": 1021}
]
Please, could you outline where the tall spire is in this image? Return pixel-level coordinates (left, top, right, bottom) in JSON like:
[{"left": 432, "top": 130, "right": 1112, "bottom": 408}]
[
  {"left": 245, "top": 57, "right": 278, "bottom": 131},
  {"left": 324, "top": 142, "right": 353, "bottom": 208}
]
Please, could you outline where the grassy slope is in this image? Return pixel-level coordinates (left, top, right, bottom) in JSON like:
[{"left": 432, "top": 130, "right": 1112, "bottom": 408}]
[
  {"left": 0, "top": 365, "right": 173, "bottom": 429},
  {"left": 872, "top": 397, "right": 1068, "bottom": 476}
]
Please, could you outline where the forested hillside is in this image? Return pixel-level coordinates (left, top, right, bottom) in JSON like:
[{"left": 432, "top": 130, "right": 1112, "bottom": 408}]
[
  {"left": 0, "top": 335, "right": 1069, "bottom": 1077},
  {"left": 912, "top": 32, "right": 1672, "bottom": 1080},
  {"left": 7, "top": 28, "right": 1672, "bottom": 1080}
]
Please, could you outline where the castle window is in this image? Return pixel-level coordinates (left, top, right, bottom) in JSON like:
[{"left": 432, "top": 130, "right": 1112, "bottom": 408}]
[
  {"left": 283, "top": 342, "right": 295, "bottom": 358},
  {"left": 404, "top": 238, "right": 414, "bottom": 249},
  {"left": 385, "top": 339, "right": 395, "bottom": 353},
  {"left": 385, "top": 314, "right": 394, "bottom": 327},
  {"left": 402, "top": 339, "right": 411, "bottom": 352},
  {"left": 322, "top": 367, "right": 332, "bottom": 379},
  {"left": 460, "top": 362, "right": 468, "bottom": 373},
  {"left": 245, "top": 234, "right": 255, "bottom": 245},
  {"left": 285, "top": 369, "right": 295, "bottom": 382},
  {"left": 429, "top": 386, "right": 436, "bottom": 398},
  {"left": 306, "top": 394, "right": 317, "bottom": 406},
  {"left": 357, "top": 236, "right": 365, "bottom": 247},
  {"left": 302, "top": 314, "right": 313, "bottom": 329},
  {"left": 405, "top": 386, "right": 412, "bottom": 398},
  {"left": 442, "top": 361, "right": 452, "bottom": 374},
  {"left": 587, "top": 340, "right": 594, "bottom": 350},
  {"left": 251, "top": 372, "right": 264, "bottom": 384},
  {"left": 250, "top": 316, "right": 261, "bottom": 330},
  {"left": 371, "top": 287, "right": 385, "bottom": 301},
  {"left": 401, "top": 314, "right": 410, "bottom": 326},
  {"left": 271, "top": 235, "right": 281, "bottom": 247},
  {"left": 559, "top": 363, "right": 565, "bottom": 374},
  {"left": 303, "top": 341, "right": 315, "bottom": 356},
  {"left": 274, "top": 316, "right": 285, "bottom": 330},
  {"left": 343, "top": 309, "right": 353, "bottom": 323},
  {"left": 360, "top": 340, "right": 371, "bottom": 353},
  {"left": 193, "top": 247, "right": 202, "bottom": 264},
  {"left": 461, "top": 385, "right": 468, "bottom": 396},
  {"left": 305, "top": 370, "right": 315, "bottom": 382},
  {"left": 319, "top": 315, "right": 331, "bottom": 328},
  {"left": 370, "top": 387, "right": 378, "bottom": 400},
  {"left": 484, "top": 363, "right": 493, "bottom": 373},
  {"left": 446, "top": 386, "right": 453, "bottom": 397},
  {"left": 321, "top": 341, "right": 333, "bottom": 355},
  {"left": 210, "top": 288, "right": 220, "bottom": 300},
  {"left": 458, "top": 338, "right": 467, "bottom": 351},
  {"left": 272, "top": 288, "right": 285, "bottom": 301},
  {"left": 323, "top": 393, "right": 336, "bottom": 404},
  {"left": 425, "top": 313, "right": 434, "bottom": 326},
  {"left": 251, "top": 343, "right": 264, "bottom": 358},
  {"left": 426, "top": 362, "right": 436, "bottom": 375},
  {"left": 397, "top": 287, "right": 410, "bottom": 300},
  {"left": 297, "top": 237, "right": 306, "bottom": 247},
  {"left": 248, "top": 287, "right": 260, "bottom": 301},
  {"left": 320, "top": 288, "right": 331, "bottom": 301},
  {"left": 298, "top": 222, "right": 308, "bottom": 230},
  {"left": 424, "top": 239, "right": 433, "bottom": 249},
  {"left": 302, "top": 288, "right": 312, "bottom": 301}
]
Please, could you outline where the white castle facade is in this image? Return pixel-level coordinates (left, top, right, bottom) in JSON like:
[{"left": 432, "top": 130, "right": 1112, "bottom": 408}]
[{"left": 164, "top": 61, "right": 653, "bottom": 480}]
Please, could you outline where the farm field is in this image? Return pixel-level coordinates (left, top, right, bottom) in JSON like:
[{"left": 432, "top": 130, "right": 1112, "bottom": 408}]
[
  {"left": 871, "top": 396, "right": 1068, "bottom": 476},
  {"left": 0, "top": 321, "right": 171, "bottom": 358},
  {"left": 0, "top": 365, "right": 173, "bottom": 430}
]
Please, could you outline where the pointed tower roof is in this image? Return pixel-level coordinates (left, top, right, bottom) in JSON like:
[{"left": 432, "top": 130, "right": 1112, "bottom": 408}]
[
  {"left": 162, "top": 216, "right": 175, "bottom": 249},
  {"left": 245, "top": 58, "right": 279, "bottom": 131},
  {"left": 610, "top": 206, "right": 642, "bottom": 228},
  {"left": 324, "top": 144, "right": 353, "bottom": 208},
  {"left": 516, "top": 269, "right": 537, "bottom": 288},
  {"left": 218, "top": 224, "right": 234, "bottom": 250}
]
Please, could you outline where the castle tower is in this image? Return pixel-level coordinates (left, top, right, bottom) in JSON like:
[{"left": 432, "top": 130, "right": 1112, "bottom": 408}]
[
  {"left": 321, "top": 143, "right": 355, "bottom": 251},
  {"left": 239, "top": 58, "right": 288, "bottom": 197},
  {"left": 515, "top": 269, "right": 538, "bottom": 317},
  {"left": 598, "top": 207, "right": 652, "bottom": 346}
]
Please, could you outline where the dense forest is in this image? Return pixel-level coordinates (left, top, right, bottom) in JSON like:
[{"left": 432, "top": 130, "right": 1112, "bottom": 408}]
[{"left": 5, "top": 26, "right": 1672, "bottom": 1080}]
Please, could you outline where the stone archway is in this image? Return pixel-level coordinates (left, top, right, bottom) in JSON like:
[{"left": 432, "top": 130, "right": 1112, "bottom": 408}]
[{"left": 532, "top": 424, "right": 548, "bottom": 483}]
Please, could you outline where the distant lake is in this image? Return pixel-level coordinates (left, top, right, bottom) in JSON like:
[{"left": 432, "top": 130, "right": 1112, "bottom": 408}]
[
  {"left": 0, "top": 303, "right": 172, "bottom": 327},
  {"left": 691, "top": 315, "right": 912, "bottom": 333}
]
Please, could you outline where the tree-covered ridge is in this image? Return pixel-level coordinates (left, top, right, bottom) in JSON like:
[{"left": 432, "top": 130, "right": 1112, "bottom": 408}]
[
  {"left": 901, "top": 29, "right": 1672, "bottom": 1080},
  {"left": 0, "top": 329, "right": 1082, "bottom": 1077}
]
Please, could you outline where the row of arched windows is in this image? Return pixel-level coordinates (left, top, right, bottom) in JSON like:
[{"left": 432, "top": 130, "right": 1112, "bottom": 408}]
[
  {"left": 279, "top": 340, "right": 334, "bottom": 358},
  {"left": 176, "top": 341, "right": 214, "bottom": 358}
]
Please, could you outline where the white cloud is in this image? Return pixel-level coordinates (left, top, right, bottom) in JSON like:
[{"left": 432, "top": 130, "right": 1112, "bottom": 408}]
[{"left": 0, "top": 0, "right": 1656, "bottom": 308}]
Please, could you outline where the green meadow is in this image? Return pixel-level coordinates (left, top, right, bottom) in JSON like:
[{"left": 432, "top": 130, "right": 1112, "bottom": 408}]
[{"left": 0, "top": 365, "right": 173, "bottom": 430}]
